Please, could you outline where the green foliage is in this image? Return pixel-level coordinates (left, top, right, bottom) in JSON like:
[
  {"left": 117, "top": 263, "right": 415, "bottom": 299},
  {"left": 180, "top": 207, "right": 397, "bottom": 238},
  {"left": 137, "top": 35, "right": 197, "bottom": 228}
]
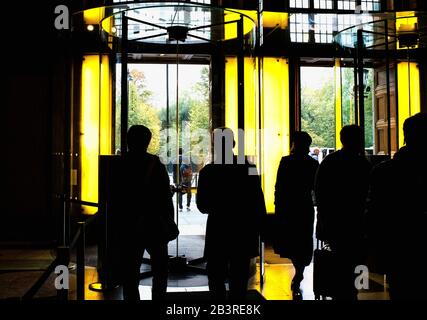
[
  {"left": 115, "top": 69, "right": 161, "bottom": 154},
  {"left": 301, "top": 67, "right": 374, "bottom": 150},
  {"left": 301, "top": 80, "right": 335, "bottom": 148}
]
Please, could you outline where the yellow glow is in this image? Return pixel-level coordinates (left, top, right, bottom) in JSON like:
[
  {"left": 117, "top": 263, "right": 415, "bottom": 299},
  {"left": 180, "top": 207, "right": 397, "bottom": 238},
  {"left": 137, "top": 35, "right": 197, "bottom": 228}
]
[
  {"left": 81, "top": 55, "right": 113, "bottom": 214},
  {"left": 83, "top": 7, "right": 105, "bottom": 25},
  {"left": 224, "top": 9, "right": 256, "bottom": 40},
  {"left": 262, "top": 58, "right": 290, "bottom": 213},
  {"left": 334, "top": 59, "right": 343, "bottom": 150},
  {"left": 262, "top": 12, "right": 288, "bottom": 29},
  {"left": 225, "top": 57, "right": 238, "bottom": 150},
  {"left": 396, "top": 11, "right": 418, "bottom": 49},
  {"left": 81, "top": 55, "right": 100, "bottom": 214},
  {"left": 100, "top": 55, "right": 113, "bottom": 155},
  {"left": 244, "top": 57, "right": 258, "bottom": 157},
  {"left": 224, "top": 56, "right": 259, "bottom": 158},
  {"left": 397, "top": 61, "right": 421, "bottom": 148}
]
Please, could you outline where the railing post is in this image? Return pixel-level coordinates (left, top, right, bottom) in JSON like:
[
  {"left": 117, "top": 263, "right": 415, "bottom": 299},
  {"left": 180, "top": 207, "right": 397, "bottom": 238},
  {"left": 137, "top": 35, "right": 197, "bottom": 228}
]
[{"left": 77, "top": 222, "right": 86, "bottom": 300}]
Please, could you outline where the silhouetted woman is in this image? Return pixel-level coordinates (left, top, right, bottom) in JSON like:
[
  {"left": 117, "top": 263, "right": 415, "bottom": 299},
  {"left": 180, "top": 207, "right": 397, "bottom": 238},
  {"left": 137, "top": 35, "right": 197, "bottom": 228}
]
[{"left": 274, "top": 131, "right": 319, "bottom": 299}]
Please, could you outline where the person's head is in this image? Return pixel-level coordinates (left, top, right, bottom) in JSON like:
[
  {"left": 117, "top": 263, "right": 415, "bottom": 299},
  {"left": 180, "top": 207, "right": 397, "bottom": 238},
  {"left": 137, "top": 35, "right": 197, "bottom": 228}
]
[
  {"left": 403, "top": 112, "right": 427, "bottom": 152},
  {"left": 291, "top": 131, "right": 312, "bottom": 155},
  {"left": 313, "top": 148, "right": 320, "bottom": 155},
  {"left": 127, "top": 125, "right": 152, "bottom": 153},
  {"left": 212, "top": 127, "right": 235, "bottom": 163},
  {"left": 340, "top": 125, "right": 364, "bottom": 154},
  {"left": 178, "top": 147, "right": 183, "bottom": 155}
]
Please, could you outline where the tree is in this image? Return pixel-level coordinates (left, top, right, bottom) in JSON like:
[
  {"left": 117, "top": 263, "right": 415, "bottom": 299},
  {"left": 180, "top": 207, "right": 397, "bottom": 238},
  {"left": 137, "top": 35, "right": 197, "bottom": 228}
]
[
  {"left": 301, "top": 81, "right": 335, "bottom": 148},
  {"left": 115, "top": 69, "right": 161, "bottom": 154}
]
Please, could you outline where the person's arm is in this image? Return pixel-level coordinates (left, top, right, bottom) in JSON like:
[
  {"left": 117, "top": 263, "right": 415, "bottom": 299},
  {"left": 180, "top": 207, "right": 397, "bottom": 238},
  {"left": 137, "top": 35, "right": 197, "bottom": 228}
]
[
  {"left": 157, "top": 160, "right": 175, "bottom": 220},
  {"left": 274, "top": 157, "right": 287, "bottom": 214},
  {"left": 195, "top": 166, "right": 211, "bottom": 214}
]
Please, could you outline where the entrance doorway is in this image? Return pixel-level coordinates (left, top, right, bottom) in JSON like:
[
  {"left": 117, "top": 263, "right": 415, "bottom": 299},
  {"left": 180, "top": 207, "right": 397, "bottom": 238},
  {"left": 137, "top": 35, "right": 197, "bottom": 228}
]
[{"left": 115, "top": 60, "right": 212, "bottom": 286}]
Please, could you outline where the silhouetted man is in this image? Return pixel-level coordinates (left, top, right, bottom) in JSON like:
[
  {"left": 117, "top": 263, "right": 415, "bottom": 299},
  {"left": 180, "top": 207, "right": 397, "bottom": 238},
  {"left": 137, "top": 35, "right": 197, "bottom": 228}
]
[
  {"left": 196, "top": 128, "right": 266, "bottom": 299},
  {"left": 367, "top": 113, "right": 427, "bottom": 300},
  {"left": 315, "top": 125, "right": 372, "bottom": 300},
  {"left": 119, "top": 125, "right": 174, "bottom": 300},
  {"left": 274, "top": 131, "right": 319, "bottom": 299}
]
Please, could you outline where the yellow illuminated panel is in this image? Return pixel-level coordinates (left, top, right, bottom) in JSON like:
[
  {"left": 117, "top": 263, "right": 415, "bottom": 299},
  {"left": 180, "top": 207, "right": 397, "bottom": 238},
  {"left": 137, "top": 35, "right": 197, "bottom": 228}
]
[
  {"left": 225, "top": 57, "right": 238, "bottom": 150},
  {"left": 262, "top": 58, "right": 290, "bottom": 213},
  {"left": 100, "top": 56, "right": 112, "bottom": 155},
  {"left": 244, "top": 57, "right": 258, "bottom": 157},
  {"left": 262, "top": 11, "right": 288, "bottom": 29},
  {"left": 396, "top": 11, "right": 418, "bottom": 49},
  {"left": 81, "top": 55, "right": 100, "bottom": 214},
  {"left": 224, "top": 9, "right": 256, "bottom": 40},
  {"left": 397, "top": 61, "right": 421, "bottom": 148},
  {"left": 83, "top": 7, "right": 105, "bottom": 25},
  {"left": 334, "top": 59, "right": 342, "bottom": 150},
  {"left": 81, "top": 55, "right": 113, "bottom": 214},
  {"left": 224, "top": 56, "right": 259, "bottom": 157},
  {"left": 224, "top": 10, "right": 288, "bottom": 41}
]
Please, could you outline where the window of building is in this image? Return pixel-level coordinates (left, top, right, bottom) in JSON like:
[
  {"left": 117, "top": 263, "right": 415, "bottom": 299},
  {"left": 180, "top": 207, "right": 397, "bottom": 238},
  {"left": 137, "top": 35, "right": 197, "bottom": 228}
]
[
  {"left": 314, "top": 0, "right": 334, "bottom": 10},
  {"left": 361, "top": 0, "right": 381, "bottom": 11},
  {"left": 290, "top": 0, "right": 310, "bottom": 9},
  {"left": 337, "top": 0, "right": 357, "bottom": 10},
  {"left": 314, "top": 14, "right": 335, "bottom": 43},
  {"left": 290, "top": 13, "right": 310, "bottom": 42}
]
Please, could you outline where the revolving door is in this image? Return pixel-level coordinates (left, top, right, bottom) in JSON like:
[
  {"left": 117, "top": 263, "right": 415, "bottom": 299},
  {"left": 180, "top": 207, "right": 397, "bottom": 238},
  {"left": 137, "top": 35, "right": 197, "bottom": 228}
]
[
  {"left": 335, "top": 12, "right": 427, "bottom": 159},
  {"left": 71, "top": 2, "right": 260, "bottom": 291}
]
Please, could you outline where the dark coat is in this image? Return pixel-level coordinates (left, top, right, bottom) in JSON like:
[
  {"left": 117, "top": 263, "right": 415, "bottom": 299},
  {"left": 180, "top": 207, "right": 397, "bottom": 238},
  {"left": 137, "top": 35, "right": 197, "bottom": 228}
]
[
  {"left": 314, "top": 149, "right": 372, "bottom": 257},
  {"left": 119, "top": 152, "right": 175, "bottom": 245},
  {"left": 196, "top": 156, "right": 267, "bottom": 259},
  {"left": 366, "top": 146, "right": 427, "bottom": 275},
  {"left": 273, "top": 154, "right": 319, "bottom": 265}
]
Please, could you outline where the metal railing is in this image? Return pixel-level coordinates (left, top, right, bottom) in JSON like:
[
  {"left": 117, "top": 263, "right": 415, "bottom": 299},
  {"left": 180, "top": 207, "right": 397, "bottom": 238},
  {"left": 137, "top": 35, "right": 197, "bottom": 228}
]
[{"left": 21, "top": 197, "right": 98, "bottom": 301}]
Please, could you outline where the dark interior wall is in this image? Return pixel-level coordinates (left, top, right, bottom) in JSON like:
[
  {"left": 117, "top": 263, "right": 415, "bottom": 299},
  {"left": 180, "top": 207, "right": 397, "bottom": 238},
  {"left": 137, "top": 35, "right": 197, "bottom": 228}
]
[{"left": 2, "top": 0, "right": 71, "bottom": 242}]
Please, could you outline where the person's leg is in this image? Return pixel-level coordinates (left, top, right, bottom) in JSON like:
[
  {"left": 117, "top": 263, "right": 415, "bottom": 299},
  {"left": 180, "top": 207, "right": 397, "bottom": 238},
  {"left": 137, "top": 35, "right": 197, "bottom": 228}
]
[
  {"left": 291, "top": 261, "right": 305, "bottom": 300},
  {"left": 229, "top": 257, "right": 250, "bottom": 300},
  {"left": 186, "top": 186, "right": 192, "bottom": 208},
  {"left": 332, "top": 255, "right": 358, "bottom": 300},
  {"left": 178, "top": 190, "right": 183, "bottom": 209},
  {"left": 207, "top": 255, "right": 228, "bottom": 299},
  {"left": 148, "top": 243, "right": 169, "bottom": 300},
  {"left": 122, "top": 247, "right": 144, "bottom": 300}
]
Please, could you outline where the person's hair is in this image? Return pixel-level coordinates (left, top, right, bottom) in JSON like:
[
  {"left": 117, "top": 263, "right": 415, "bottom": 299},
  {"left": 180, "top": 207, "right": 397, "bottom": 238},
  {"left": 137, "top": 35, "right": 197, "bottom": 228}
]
[
  {"left": 291, "top": 131, "right": 312, "bottom": 154},
  {"left": 127, "top": 125, "right": 152, "bottom": 152},
  {"left": 340, "top": 125, "right": 364, "bottom": 152},
  {"left": 403, "top": 112, "right": 427, "bottom": 148}
]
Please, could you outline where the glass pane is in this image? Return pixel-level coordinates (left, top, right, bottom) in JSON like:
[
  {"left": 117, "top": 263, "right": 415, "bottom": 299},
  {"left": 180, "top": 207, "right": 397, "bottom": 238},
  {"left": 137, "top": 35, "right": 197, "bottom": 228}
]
[{"left": 301, "top": 67, "right": 336, "bottom": 158}]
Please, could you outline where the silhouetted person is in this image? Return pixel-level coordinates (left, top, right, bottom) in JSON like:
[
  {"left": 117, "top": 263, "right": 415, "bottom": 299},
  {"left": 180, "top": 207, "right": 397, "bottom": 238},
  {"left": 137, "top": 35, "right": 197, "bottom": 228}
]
[
  {"left": 196, "top": 128, "right": 267, "bottom": 299},
  {"left": 173, "top": 148, "right": 192, "bottom": 210},
  {"left": 367, "top": 113, "right": 427, "bottom": 300},
  {"left": 119, "top": 125, "right": 174, "bottom": 300},
  {"left": 180, "top": 159, "right": 193, "bottom": 211},
  {"left": 314, "top": 125, "right": 372, "bottom": 300},
  {"left": 274, "top": 132, "right": 319, "bottom": 299}
]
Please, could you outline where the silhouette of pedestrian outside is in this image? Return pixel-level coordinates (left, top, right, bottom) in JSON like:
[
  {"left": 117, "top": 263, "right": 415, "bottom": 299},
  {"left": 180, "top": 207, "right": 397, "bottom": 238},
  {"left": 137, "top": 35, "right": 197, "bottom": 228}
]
[
  {"left": 273, "top": 132, "right": 319, "bottom": 300},
  {"left": 180, "top": 157, "right": 193, "bottom": 211},
  {"left": 118, "top": 125, "right": 174, "bottom": 300},
  {"left": 196, "top": 127, "right": 267, "bottom": 299},
  {"left": 314, "top": 125, "right": 372, "bottom": 300},
  {"left": 367, "top": 112, "right": 427, "bottom": 300},
  {"left": 173, "top": 148, "right": 192, "bottom": 211}
]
